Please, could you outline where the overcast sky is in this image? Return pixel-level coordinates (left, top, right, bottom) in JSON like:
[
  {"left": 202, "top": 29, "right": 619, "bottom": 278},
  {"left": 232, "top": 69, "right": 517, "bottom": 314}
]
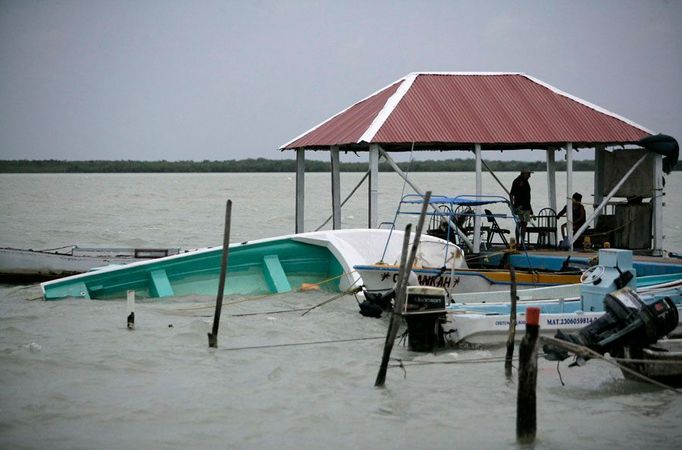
[{"left": 1, "top": 0, "right": 680, "bottom": 162}]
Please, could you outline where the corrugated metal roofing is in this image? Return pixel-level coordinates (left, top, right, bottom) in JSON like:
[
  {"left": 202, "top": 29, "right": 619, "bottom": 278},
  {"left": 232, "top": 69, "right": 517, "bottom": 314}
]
[{"left": 281, "top": 72, "right": 651, "bottom": 150}]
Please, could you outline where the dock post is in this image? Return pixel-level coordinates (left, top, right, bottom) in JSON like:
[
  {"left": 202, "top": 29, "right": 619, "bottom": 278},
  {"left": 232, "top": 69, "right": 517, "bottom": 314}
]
[
  {"left": 517, "top": 306, "right": 540, "bottom": 443},
  {"left": 208, "top": 199, "right": 232, "bottom": 348},
  {"left": 504, "top": 264, "right": 517, "bottom": 378},
  {"left": 375, "top": 191, "right": 432, "bottom": 387},
  {"left": 126, "top": 290, "right": 135, "bottom": 330}
]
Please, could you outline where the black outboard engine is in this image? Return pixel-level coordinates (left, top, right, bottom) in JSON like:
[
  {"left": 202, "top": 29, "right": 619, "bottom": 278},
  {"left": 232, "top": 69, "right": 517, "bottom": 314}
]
[
  {"left": 545, "top": 288, "right": 679, "bottom": 361},
  {"left": 403, "top": 286, "right": 447, "bottom": 352}
]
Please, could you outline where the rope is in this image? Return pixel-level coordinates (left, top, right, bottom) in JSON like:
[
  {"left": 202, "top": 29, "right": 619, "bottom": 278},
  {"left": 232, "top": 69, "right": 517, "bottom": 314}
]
[
  {"left": 300, "top": 282, "right": 363, "bottom": 316},
  {"left": 34, "top": 244, "right": 77, "bottom": 252},
  {"left": 171, "top": 269, "right": 359, "bottom": 312},
  {"left": 218, "top": 336, "right": 385, "bottom": 352},
  {"left": 389, "top": 354, "right": 519, "bottom": 368},
  {"left": 540, "top": 336, "right": 682, "bottom": 393}
]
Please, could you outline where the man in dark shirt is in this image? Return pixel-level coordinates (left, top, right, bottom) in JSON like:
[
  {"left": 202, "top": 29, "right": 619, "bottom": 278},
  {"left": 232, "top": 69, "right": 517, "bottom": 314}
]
[
  {"left": 558, "top": 192, "right": 586, "bottom": 244},
  {"left": 510, "top": 169, "right": 533, "bottom": 248}
]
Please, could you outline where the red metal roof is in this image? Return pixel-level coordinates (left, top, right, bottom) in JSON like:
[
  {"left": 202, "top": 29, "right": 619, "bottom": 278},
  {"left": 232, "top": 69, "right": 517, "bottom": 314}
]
[{"left": 281, "top": 72, "right": 651, "bottom": 151}]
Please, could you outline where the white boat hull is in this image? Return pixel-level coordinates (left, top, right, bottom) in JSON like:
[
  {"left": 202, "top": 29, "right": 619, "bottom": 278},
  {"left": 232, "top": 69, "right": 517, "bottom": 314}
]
[{"left": 0, "top": 247, "right": 180, "bottom": 281}]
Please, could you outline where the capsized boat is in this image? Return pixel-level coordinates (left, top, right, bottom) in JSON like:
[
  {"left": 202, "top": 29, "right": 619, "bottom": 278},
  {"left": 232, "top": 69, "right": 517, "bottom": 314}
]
[
  {"left": 355, "top": 194, "right": 581, "bottom": 297},
  {"left": 40, "top": 229, "right": 453, "bottom": 301},
  {"left": 0, "top": 246, "right": 181, "bottom": 282}
]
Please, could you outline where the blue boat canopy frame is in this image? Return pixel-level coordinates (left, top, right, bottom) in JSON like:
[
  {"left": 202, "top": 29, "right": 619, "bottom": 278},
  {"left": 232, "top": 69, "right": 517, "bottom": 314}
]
[{"left": 379, "top": 193, "right": 520, "bottom": 263}]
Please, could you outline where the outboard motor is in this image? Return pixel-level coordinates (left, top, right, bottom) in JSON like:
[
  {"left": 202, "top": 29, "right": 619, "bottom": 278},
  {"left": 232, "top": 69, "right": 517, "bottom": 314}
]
[
  {"left": 403, "top": 286, "right": 447, "bottom": 352},
  {"left": 545, "top": 288, "right": 679, "bottom": 361}
]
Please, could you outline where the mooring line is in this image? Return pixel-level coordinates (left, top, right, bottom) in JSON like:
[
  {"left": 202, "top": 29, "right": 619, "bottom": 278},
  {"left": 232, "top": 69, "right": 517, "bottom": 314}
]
[
  {"left": 218, "top": 336, "right": 385, "bottom": 352},
  {"left": 541, "top": 336, "right": 682, "bottom": 394},
  {"left": 389, "top": 355, "right": 519, "bottom": 368}
]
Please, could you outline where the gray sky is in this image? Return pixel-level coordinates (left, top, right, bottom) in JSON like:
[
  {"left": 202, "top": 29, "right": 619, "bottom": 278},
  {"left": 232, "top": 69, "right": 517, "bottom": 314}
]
[{"left": 1, "top": 0, "right": 680, "bottom": 162}]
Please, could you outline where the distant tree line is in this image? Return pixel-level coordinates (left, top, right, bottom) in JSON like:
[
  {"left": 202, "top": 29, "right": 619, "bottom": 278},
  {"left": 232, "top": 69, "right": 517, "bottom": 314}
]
[{"left": 0, "top": 158, "right": 599, "bottom": 173}]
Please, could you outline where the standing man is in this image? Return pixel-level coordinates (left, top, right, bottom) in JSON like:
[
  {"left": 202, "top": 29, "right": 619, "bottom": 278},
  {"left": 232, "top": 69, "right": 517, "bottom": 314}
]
[{"left": 510, "top": 169, "right": 533, "bottom": 248}]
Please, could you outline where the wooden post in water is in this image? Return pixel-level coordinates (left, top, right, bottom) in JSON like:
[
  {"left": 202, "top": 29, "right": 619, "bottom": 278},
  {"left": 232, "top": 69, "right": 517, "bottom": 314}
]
[
  {"left": 374, "top": 224, "right": 411, "bottom": 387},
  {"left": 504, "top": 264, "right": 518, "bottom": 377},
  {"left": 375, "top": 191, "right": 431, "bottom": 387},
  {"left": 208, "top": 199, "right": 232, "bottom": 348},
  {"left": 126, "top": 290, "right": 135, "bottom": 330},
  {"left": 517, "top": 306, "right": 540, "bottom": 443}
]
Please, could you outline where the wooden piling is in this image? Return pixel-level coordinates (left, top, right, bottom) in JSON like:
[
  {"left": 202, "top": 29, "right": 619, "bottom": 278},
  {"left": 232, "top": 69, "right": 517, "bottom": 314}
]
[
  {"left": 208, "top": 199, "right": 232, "bottom": 348},
  {"left": 517, "top": 306, "right": 540, "bottom": 443},
  {"left": 126, "top": 290, "right": 135, "bottom": 330},
  {"left": 375, "top": 191, "right": 432, "bottom": 387},
  {"left": 505, "top": 264, "right": 517, "bottom": 377}
]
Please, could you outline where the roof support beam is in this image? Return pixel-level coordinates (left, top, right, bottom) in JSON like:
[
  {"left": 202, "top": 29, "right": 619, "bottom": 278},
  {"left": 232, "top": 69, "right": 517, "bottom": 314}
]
[
  {"left": 546, "top": 148, "right": 558, "bottom": 246},
  {"left": 295, "top": 149, "right": 305, "bottom": 233},
  {"left": 368, "top": 144, "right": 380, "bottom": 228},
  {"left": 566, "top": 143, "right": 574, "bottom": 251},
  {"left": 593, "top": 145, "right": 606, "bottom": 227},
  {"left": 330, "top": 146, "right": 341, "bottom": 229},
  {"left": 652, "top": 154, "right": 664, "bottom": 255},
  {"left": 546, "top": 148, "right": 557, "bottom": 212},
  {"left": 474, "top": 144, "right": 482, "bottom": 253}
]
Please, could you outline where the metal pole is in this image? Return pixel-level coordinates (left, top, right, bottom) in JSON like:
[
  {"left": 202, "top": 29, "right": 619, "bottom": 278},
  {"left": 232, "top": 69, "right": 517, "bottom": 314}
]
[
  {"left": 295, "top": 149, "right": 305, "bottom": 233},
  {"left": 566, "top": 143, "right": 574, "bottom": 251},
  {"left": 208, "top": 199, "right": 232, "bottom": 348},
  {"left": 474, "top": 144, "right": 482, "bottom": 252},
  {"left": 368, "top": 144, "right": 380, "bottom": 228},
  {"left": 330, "top": 146, "right": 341, "bottom": 229}
]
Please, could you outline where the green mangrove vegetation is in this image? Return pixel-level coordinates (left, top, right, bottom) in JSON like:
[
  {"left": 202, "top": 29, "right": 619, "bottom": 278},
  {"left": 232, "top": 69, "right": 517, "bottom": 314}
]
[{"left": 0, "top": 158, "right": 597, "bottom": 173}]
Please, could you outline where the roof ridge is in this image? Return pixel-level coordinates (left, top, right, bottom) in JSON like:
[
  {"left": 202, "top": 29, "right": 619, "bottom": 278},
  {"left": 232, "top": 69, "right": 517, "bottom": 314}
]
[
  {"left": 279, "top": 75, "right": 409, "bottom": 149},
  {"left": 521, "top": 74, "right": 652, "bottom": 134},
  {"left": 358, "top": 73, "right": 418, "bottom": 143}
]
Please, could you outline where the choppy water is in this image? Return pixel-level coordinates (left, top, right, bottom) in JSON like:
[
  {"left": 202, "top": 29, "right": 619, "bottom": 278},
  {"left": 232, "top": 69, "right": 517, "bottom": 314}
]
[{"left": 2, "top": 172, "right": 682, "bottom": 448}]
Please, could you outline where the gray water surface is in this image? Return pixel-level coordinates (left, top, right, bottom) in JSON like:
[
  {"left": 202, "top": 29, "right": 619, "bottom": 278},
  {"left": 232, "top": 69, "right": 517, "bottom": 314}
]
[{"left": 2, "top": 172, "right": 682, "bottom": 448}]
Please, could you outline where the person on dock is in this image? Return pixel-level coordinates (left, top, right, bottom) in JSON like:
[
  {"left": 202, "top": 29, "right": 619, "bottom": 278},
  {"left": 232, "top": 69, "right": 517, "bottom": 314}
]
[
  {"left": 558, "top": 192, "right": 586, "bottom": 245},
  {"left": 510, "top": 169, "right": 533, "bottom": 248}
]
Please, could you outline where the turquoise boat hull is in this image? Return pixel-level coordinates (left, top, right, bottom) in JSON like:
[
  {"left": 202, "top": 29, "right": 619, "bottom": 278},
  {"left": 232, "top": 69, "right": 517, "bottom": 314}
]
[
  {"left": 41, "top": 229, "right": 453, "bottom": 301},
  {"left": 42, "top": 238, "right": 344, "bottom": 300}
]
